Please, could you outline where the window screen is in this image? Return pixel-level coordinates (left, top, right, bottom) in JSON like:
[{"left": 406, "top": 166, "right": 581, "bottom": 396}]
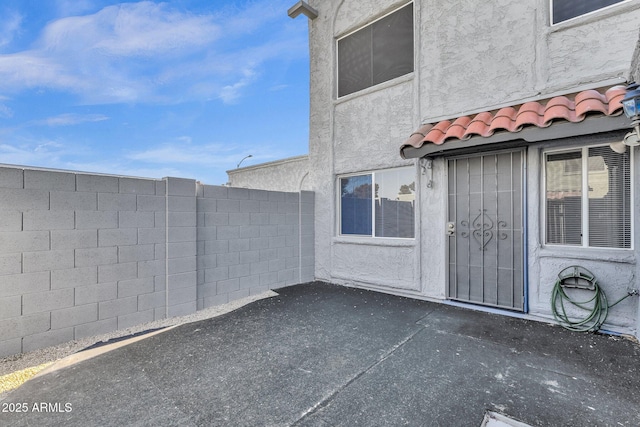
[
  {"left": 340, "top": 175, "right": 372, "bottom": 235},
  {"left": 337, "top": 29, "right": 372, "bottom": 97},
  {"left": 338, "top": 3, "right": 413, "bottom": 97},
  {"left": 371, "top": 6, "right": 414, "bottom": 87},
  {"left": 375, "top": 169, "right": 415, "bottom": 238},
  {"left": 545, "top": 146, "right": 632, "bottom": 249},
  {"left": 552, "top": 0, "right": 625, "bottom": 24}
]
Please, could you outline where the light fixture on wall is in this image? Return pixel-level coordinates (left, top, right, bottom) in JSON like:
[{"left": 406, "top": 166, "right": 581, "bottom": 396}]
[
  {"left": 611, "top": 83, "right": 640, "bottom": 153},
  {"left": 420, "top": 158, "right": 433, "bottom": 188},
  {"left": 237, "top": 154, "right": 253, "bottom": 168},
  {"left": 287, "top": 1, "right": 318, "bottom": 20}
]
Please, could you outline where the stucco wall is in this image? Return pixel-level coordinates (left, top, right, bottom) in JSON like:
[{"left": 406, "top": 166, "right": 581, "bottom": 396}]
[
  {"left": 300, "top": 0, "right": 424, "bottom": 288},
  {"left": 330, "top": 81, "right": 422, "bottom": 292},
  {"left": 419, "top": 158, "right": 448, "bottom": 299},
  {"left": 420, "top": 1, "right": 538, "bottom": 118},
  {"left": 629, "top": 27, "right": 640, "bottom": 82},
  {"left": 334, "top": 82, "right": 415, "bottom": 174},
  {"left": 419, "top": 0, "right": 640, "bottom": 121},
  {"left": 334, "top": 0, "right": 405, "bottom": 36},
  {"left": 226, "top": 155, "right": 311, "bottom": 192},
  {"left": 545, "top": 8, "right": 640, "bottom": 92}
]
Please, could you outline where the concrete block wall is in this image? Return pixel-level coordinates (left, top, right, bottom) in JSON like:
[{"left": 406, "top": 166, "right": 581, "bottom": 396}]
[
  {"left": 0, "top": 167, "right": 168, "bottom": 357},
  {"left": 299, "top": 191, "right": 314, "bottom": 282},
  {"left": 166, "top": 178, "right": 197, "bottom": 317},
  {"left": 195, "top": 185, "right": 315, "bottom": 309},
  {"left": 0, "top": 167, "right": 314, "bottom": 357}
]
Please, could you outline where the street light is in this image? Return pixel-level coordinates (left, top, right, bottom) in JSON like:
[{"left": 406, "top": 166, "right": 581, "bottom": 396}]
[{"left": 237, "top": 154, "right": 253, "bottom": 168}]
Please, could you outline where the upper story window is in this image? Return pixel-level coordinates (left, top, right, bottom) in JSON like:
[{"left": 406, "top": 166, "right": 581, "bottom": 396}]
[
  {"left": 337, "top": 3, "right": 414, "bottom": 98},
  {"left": 339, "top": 167, "right": 415, "bottom": 238},
  {"left": 551, "top": 0, "right": 627, "bottom": 24},
  {"left": 544, "top": 145, "right": 632, "bottom": 249}
]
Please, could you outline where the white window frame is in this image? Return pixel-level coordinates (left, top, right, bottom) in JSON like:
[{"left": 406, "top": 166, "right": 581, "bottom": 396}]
[
  {"left": 549, "top": 0, "right": 630, "bottom": 25},
  {"left": 337, "top": 167, "right": 416, "bottom": 239},
  {"left": 336, "top": 1, "right": 414, "bottom": 99},
  {"left": 542, "top": 144, "right": 634, "bottom": 249}
]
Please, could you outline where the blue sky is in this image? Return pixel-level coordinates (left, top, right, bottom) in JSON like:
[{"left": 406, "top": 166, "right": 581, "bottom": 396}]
[{"left": 0, "top": 0, "right": 310, "bottom": 185}]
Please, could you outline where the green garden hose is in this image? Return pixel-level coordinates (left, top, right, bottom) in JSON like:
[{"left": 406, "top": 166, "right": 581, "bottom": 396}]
[{"left": 551, "top": 266, "right": 633, "bottom": 332}]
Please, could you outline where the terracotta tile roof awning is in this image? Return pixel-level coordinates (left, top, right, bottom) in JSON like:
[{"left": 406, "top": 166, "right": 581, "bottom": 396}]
[{"left": 401, "top": 85, "right": 628, "bottom": 158}]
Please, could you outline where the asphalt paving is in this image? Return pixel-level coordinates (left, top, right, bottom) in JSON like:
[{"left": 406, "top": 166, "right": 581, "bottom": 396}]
[{"left": 1, "top": 281, "right": 639, "bottom": 426}]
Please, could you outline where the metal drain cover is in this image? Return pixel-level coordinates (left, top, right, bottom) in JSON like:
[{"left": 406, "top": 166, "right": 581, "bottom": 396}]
[{"left": 481, "top": 411, "right": 531, "bottom": 427}]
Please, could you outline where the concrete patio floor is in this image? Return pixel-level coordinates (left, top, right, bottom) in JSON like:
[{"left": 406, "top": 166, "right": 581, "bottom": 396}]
[{"left": 1, "top": 281, "right": 639, "bottom": 426}]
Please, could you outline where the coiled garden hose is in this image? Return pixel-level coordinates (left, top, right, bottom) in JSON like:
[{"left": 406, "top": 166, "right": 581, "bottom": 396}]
[{"left": 551, "top": 266, "right": 634, "bottom": 332}]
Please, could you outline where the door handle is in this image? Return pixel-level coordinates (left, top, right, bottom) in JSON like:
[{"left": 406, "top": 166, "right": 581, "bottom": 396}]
[{"left": 446, "top": 222, "right": 455, "bottom": 236}]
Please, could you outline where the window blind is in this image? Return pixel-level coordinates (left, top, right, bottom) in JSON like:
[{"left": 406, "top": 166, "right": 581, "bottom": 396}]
[
  {"left": 546, "top": 151, "right": 582, "bottom": 245},
  {"left": 587, "top": 146, "right": 631, "bottom": 248}
]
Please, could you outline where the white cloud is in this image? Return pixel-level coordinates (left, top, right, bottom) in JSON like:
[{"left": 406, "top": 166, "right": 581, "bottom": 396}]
[
  {"left": 126, "top": 139, "right": 286, "bottom": 169},
  {"left": 40, "top": 2, "right": 220, "bottom": 57},
  {"left": 127, "top": 142, "right": 238, "bottom": 166},
  {"left": 218, "top": 0, "right": 288, "bottom": 38},
  {"left": 54, "top": 0, "right": 101, "bottom": 18},
  {"left": 0, "top": 103, "right": 12, "bottom": 118},
  {"left": 270, "top": 84, "right": 289, "bottom": 92},
  {"left": 0, "top": 11, "right": 22, "bottom": 49},
  {"left": 34, "top": 113, "right": 109, "bottom": 126},
  {"left": 0, "top": 136, "right": 179, "bottom": 179},
  {"left": 34, "top": 141, "right": 64, "bottom": 151},
  {"left": 0, "top": 53, "right": 87, "bottom": 93},
  {"left": 0, "top": 0, "right": 306, "bottom": 105},
  {"left": 219, "top": 68, "right": 258, "bottom": 104},
  {"left": 0, "top": 139, "right": 66, "bottom": 167},
  {"left": 0, "top": 133, "right": 292, "bottom": 185},
  {"left": 63, "top": 160, "right": 184, "bottom": 180}
]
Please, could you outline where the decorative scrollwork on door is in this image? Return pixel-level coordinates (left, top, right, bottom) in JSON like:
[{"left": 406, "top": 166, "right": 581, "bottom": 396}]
[
  {"left": 460, "top": 220, "right": 469, "bottom": 238},
  {"left": 498, "top": 221, "right": 508, "bottom": 241},
  {"left": 460, "top": 210, "right": 508, "bottom": 251}
]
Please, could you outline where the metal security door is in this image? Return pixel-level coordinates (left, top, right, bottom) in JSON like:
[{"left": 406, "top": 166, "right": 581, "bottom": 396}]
[{"left": 447, "top": 151, "right": 524, "bottom": 311}]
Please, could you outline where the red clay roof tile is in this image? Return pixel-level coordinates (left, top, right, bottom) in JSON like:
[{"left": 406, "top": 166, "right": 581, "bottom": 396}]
[
  {"left": 488, "top": 107, "right": 518, "bottom": 134},
  {"left": 605, "top": 86, "right": 625, "bottom": 114},
  {"left": 543, "top": 96, "right": 575, "bottom": 123},
  {"left": 446, "top": 116, "right": 472, "bottom": 141},
  {"left": 514, "top": 101, "right": 546, "bottom": 129},
  {"left": 424, "top": 120, "right": 452, "bottom": 145},
  {"left": 401, "top": 85, "right": 626, "bottom": 154},
  {"left": 463, "top": 111, "right": 493, "bottom": 138},
  {"left": 404, "top": 124, "right": 434, "bottom": 148}
]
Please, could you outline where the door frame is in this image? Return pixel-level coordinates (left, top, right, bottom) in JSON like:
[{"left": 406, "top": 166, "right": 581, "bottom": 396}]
[{"left": 444, "top": 147, "right": 529, "bottom": 313}]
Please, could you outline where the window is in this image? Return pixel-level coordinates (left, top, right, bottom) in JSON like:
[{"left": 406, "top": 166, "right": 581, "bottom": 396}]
[
  {"left": 545, "top": 145, "right": 632, "bottom": 248},
  {"left": 551, "top": 0, "right": 626, "bottom": 24},
  {"left": 337, "top": 3, "right": 414, "bottom": 97},
  {"left": 340, "top": 168, "right": 415, "bottom": 238}
]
